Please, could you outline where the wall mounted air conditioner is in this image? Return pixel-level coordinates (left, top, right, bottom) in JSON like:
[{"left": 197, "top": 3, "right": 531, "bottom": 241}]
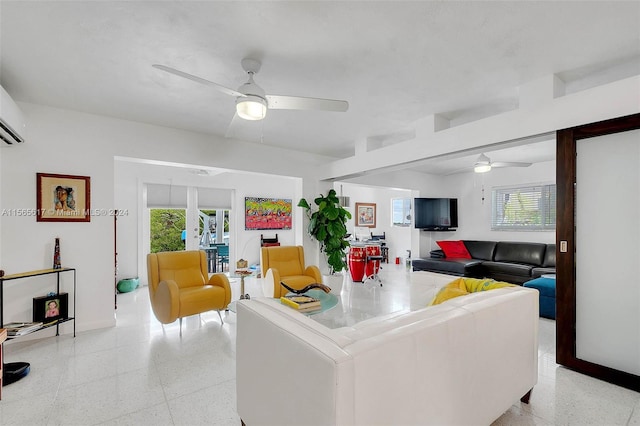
[{"left": 0, "top": 84, "right": 26, "bottom": 145}]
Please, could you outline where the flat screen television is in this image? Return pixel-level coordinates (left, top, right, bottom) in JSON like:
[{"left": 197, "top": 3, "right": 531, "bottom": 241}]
[{"left": 414, "top": 198, "right": 458, "bottom": 230}]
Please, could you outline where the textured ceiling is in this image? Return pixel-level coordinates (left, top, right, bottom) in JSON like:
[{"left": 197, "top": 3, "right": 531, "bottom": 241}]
[{"left": 1, "top": 1, "right": 638, "bottom": 170}]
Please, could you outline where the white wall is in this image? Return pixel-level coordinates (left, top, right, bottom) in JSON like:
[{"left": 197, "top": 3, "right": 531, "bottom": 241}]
[
  {"left": 334, "top": 182, "right": 417, "bottom": 263},
  {"left": 341, "top": 161, "right": 556, "bottom": 259},
  {"left": 341, "top": 170, "right": 446, "bottom": 260},
  {"left": 114, "top": 161, "right": 301, "bottom": 284},
  {"left": 414, "top": 160, "right": 556, "bottom": 257},
  {"left": 444, "top": 160, "right": 556, "bottom": 242},
  {"left": 0, "top": 103, "right": 332, "bottom": 332},
  {"left": 0, "top": 108, "right": 116, "bottom": 332},
  {"left": 0, "top": 145, "right": 3, "bottom": 265}
]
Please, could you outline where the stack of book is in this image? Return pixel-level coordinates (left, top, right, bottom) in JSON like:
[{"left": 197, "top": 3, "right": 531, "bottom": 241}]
[
  {"left": 3, "top": 321, "right": 43, "bottom": 337},
  {"left": 280, "top": 294, "right": 322, "bottom": 313}
]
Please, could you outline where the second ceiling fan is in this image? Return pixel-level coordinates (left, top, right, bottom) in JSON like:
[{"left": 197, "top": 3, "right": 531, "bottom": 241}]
[
  {"left": 153, "top": 58, "right": 349, "bottom": 121},
  {"left": 472, "top": 153, "right": 531, "bottom": 173}
]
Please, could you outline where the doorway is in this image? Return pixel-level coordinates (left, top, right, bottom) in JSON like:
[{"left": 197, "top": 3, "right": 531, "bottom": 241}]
[{"left": 149, "top": 208, "right": 187, "bottom": 253}]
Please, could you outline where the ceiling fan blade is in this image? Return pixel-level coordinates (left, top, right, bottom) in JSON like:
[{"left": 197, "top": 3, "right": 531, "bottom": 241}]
[
  {"left": 224, "top": 112, "right": 241, "bottom": 139},
  {"left": 153, "top": 64, "right": 245, "bottom": 98},
  {"left": 491, "top": 161, "right": 532, "bottom": 168},
  {"left": 225, "top": 111, "right": 265, "bottom": 142},
  {"left": 265, "top": 95, "right": 348, "bottom": 112}
]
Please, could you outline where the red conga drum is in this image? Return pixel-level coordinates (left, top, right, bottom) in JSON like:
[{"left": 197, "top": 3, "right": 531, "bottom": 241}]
[
  {"left": 348, "top": 245, "right": 366, "bottom": 282},
  {"left": 364, "top": 244, "right": 381, "bottom": 278}
]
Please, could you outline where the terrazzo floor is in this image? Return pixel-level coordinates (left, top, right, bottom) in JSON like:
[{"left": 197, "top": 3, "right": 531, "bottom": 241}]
[{"left": 1, "top": 264, "right": 638, "bottom": 425}]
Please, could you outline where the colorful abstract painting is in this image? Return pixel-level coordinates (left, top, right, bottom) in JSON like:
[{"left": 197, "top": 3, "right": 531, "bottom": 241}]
[{"left": 245, "top": 197, "right": 292, "bottom": 230}]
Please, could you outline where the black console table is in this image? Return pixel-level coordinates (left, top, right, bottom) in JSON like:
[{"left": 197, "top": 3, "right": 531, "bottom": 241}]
[{"left": 0, "top": 267, "right": 76, "bottom": 387}]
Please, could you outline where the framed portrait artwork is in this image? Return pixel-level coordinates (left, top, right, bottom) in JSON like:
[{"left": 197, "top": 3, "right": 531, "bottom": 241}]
[
  {"left": 36, "top": 173, "right": 91, "bottom": 222},
  {"left": 355, "top": 202, "right": 376, "bottom": 228},
  {"left": 33, "top": 292, "right": 69, "bottom": 322}
]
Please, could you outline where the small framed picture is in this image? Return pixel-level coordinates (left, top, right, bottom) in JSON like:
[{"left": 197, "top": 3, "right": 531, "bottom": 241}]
[
  {"left": 33, "top": 293, "right": 69, "bottom": 322},
  {"left": 36, "top": 173, "right": 91, "bottom": 222},
  {"left": 355, "top": 202, "right": 376, "bottom": 228}
]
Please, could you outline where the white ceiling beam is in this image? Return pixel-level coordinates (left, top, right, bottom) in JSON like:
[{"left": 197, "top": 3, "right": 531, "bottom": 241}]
[
  {"left": 519, "top": 74, "right": 566, "bottom": 109},
  {"left": 415, "top": 114, "right": 451, "bottom": 137},
  {"left": 320, "top": 75, "right": 640, "bottom": 181}
]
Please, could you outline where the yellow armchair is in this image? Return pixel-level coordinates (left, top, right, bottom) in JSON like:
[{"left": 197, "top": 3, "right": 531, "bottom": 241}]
[
  {"left": 260, "top": 245, "right": 322, "bottom": 298},
  {"left": 147, "top": 250, "right": 231, "bottom": 330}
]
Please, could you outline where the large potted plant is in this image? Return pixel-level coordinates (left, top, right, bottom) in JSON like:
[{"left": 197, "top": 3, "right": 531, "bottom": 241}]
[{"left": 298, "top": 189, "right": 351, "bottom": 292}]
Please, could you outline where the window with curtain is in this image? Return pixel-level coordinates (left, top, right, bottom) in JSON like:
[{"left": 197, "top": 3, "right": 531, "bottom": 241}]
[
  {"left": 491, "top": 183, "right": 556, "bottom": 230},
  {"left": 391, "top": 198, "right": 411, "bottom": 227}
]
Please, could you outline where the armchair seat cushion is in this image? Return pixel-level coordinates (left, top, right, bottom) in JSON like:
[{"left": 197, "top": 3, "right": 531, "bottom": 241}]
[
  {"left": 179, "top": 285, "right": 229, "bottom": 317},
  {"left": 280, "top": 275, "right": 318, "bottom": 288}
]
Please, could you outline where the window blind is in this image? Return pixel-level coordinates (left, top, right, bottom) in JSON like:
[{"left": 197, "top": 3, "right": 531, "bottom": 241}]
[
  {"left": 197, "top": 187, "right": 232, "bottom": 209},
  {"left": 146, "top": 184, "right": 187, "bottom": 208},
  {"left": 491, "top": 184, "right": 556, "bottom": 230}
]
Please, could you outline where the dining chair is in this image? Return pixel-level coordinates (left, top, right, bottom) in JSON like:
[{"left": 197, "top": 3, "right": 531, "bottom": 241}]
[{"left": 216, "top": 244, "right": 229, "bottom": 272}]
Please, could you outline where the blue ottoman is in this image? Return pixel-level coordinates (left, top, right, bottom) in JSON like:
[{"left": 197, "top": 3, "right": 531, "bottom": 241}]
[{"left": 524, "top": 277, "right": 556, "bottom": 319}]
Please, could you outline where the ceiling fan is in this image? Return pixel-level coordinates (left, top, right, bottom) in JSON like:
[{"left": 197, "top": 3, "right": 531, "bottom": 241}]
[
  {"left": 473, "top": 153, "right": 531, "bottom": 173},
  {"left": 153, "top": 58, "right": 349, "bottom": 121}
]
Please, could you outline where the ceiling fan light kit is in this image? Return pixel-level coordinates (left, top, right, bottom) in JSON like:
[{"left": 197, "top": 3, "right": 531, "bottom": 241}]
[
  {"left": 236, "top": 95, "right": 267, "bottom": 120},
  {"left": 474, "top": 153, "right": 492, "bottom": 173},
  {"left": 474, "top": 164, "right": 492, "bottom": 173},
  {"left": 472, "top": 153, "right": 531, "bottom": 173},
  {"left": 236, "top": 69, "right": 267, "bottom": 120}
]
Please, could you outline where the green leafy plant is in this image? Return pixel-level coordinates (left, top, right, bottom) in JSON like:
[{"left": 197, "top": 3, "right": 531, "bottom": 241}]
[{"left": 298, "top": 189, "right": 352, "bottom": 274}]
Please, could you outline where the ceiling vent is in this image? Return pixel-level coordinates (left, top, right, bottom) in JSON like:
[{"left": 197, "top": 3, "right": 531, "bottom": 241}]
[{"left": 0, "top": 85, "right": 26, "bottom": 145}]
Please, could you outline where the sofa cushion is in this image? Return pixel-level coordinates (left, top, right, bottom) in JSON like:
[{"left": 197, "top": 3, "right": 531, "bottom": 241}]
[
  {"left": 430, "top": 249, "right": 445, "bottom": 259},
  {"left": 543, "top": 244, "right": 556, "bottom": 267},
  {"left": 462, "top": 240, "right": 497, "bottom": 261},
  {"left": 531, "top": 267, "right": 555, "bottom": 278},
  {"left": 493, "top": 242, "right": 546, "bottom": 266},
  {"left": 481, "top": 261, "right": 533, "bottom": 284},
  {"left": 412, "top": 258, "right": 483, "bottom": 276},
  {"left": 436, "top": 240, "right": 471, "bottom": 259}
]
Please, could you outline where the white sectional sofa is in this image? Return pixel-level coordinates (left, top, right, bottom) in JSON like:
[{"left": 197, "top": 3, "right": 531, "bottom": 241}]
[{"left": 236, "top": 286, "right": 539, "bottom": 426}]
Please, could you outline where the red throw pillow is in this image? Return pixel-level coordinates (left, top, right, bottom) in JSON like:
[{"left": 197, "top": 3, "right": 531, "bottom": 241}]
[{"left": 436, "top": 240, "right": 472, "bottom": 259}]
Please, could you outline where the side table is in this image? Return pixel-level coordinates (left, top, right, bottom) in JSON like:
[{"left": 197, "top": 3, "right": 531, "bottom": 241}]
[
  {"left": 228, "top": 270, "right": 254, "bottom": 313},
  {"left": 233, "top": 270, "right": 254, "bottom": 300}
]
